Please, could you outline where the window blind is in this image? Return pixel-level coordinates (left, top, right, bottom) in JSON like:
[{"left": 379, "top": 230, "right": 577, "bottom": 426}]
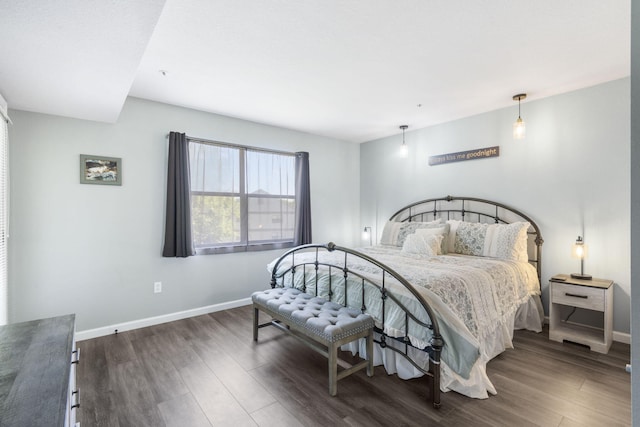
[{"left": 0, "top": 113, "right": 7, "bottom": 325}]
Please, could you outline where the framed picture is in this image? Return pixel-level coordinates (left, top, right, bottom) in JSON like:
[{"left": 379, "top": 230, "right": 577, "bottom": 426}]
[{"left": 80, "top": 154, "right": 122, "bottom": 185}]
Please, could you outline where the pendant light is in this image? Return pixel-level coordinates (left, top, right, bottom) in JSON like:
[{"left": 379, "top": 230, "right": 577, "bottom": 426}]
[
  {"left": 399, "top": 125, "right": 408, "bottom": 157},
  {"left": 513, "top": 93, "right": 527, "bottom": 139}
]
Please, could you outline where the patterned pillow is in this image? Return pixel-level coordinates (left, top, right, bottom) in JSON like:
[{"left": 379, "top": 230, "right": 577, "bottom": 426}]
[
  {"left": 396, "top": 221, "right": 444, "bottom": 247},
  {"left": 402, "top": 233, "right": 442, "bottom": 256},
  {"left": 380, "top": 219, "right": 442, "bottom": 246},
  {"left": 454, "top": 222, "right": 490, "bottom": 256}
]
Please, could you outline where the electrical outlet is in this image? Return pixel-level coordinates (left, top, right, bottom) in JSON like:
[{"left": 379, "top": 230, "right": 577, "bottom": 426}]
[{"left": 154, "top": 282, "right": 162, "bottom": 293}]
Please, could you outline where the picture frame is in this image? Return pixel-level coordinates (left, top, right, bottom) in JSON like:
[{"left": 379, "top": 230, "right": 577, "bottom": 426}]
[{"left": 79, "top": 154, "right": 122, "bottom": 185}]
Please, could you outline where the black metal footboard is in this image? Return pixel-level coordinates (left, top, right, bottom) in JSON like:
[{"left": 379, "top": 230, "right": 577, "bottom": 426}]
[{"left": 269, "top": 242, "right": 444, "bottom": 409}]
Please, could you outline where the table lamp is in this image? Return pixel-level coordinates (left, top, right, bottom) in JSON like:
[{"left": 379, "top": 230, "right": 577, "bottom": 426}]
[
  {"left": 362, "top": 227, "right": 372, "bottom": 246},
  {"left": 570, "top": 236, "right": 592, "bottom": 280}
]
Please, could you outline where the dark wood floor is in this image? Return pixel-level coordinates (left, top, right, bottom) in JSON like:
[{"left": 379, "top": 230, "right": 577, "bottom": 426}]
[{"left": 77, "top": 305, "right": 631, "bottom": 427}]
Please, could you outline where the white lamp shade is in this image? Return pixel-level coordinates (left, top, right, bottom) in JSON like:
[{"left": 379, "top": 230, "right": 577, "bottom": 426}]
[
  {"left": 572, "top": 243, "right": 588, "bottom": 259},
  {"left": 513, "top": 117, "right": 526, "bottom": 139}
]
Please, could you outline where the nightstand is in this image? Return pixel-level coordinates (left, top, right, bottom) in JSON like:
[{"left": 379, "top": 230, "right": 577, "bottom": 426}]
[{"left": 549, "top": 274, "right": 613, "bottom": 354}]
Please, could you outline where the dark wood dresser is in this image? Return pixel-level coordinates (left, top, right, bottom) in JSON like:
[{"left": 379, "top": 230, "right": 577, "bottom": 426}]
[{"left": 0, "top": 314, "right": 78, "bottom": 426}]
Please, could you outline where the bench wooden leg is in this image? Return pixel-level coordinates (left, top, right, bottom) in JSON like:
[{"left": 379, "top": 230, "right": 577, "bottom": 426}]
[
  {"left": 366, "top": 331, "right": 374, "bottom": 377},
  {"left": 328, "top": 342, "right": 338, "bottom": 396},
  {"left": 253, "top": 296, "right": 374, "bottom": 398},
  {"left": 253, "top": 306, "right": 259, "bottom": 342}
]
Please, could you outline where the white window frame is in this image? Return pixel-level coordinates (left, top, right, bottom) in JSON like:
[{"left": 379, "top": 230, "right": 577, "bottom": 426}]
[{"left": 188, "top": 138, "right": 296, "bottom": 255}]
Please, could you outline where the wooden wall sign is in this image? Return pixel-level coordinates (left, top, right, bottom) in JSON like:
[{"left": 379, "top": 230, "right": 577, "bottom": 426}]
[{"left": 428, "top": 146, "right": 499, "bottom": 166}]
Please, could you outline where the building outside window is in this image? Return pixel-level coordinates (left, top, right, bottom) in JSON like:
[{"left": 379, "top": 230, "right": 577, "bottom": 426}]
[{"left": 189, "top": 140, "right": 295, "bottom": 254}]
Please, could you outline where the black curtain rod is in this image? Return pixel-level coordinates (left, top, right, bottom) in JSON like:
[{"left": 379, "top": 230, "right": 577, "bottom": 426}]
[{"left": 166, "top": 133, "right": 296, "bottom": 157}]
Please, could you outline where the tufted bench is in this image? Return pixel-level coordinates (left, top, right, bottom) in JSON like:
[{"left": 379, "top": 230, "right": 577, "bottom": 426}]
[{"left": 252, "top": 287, "right": 374, "bottom": 396}]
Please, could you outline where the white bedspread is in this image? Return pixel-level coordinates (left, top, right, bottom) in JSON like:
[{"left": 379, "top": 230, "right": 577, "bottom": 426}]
[{"left": 267, "top": 245, "right": 543, "bottom": 398}]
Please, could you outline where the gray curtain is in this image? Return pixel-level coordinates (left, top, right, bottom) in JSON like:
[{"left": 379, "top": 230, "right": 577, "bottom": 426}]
[
  {"left": 162, "top": 132, "right": 195, "bottom": 257},
  {"left": 294, "top": 152, "right": 312, "bottom": 245}
]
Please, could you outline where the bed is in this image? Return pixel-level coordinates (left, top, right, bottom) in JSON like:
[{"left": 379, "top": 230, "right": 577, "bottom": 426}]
[{"left": 266, "top": 196, "right": 544, "bottom": 408}]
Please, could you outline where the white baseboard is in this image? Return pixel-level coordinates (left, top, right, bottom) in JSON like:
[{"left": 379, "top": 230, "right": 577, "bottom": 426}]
[
  {"left": 77, "top": 302, "right": 632, "bottom": 345},
  {"left": 75, "top": 297, "right": 252, "bottom": 342},
  {"left": 613, "top": 330, "right": 631, "bottom": 345}
]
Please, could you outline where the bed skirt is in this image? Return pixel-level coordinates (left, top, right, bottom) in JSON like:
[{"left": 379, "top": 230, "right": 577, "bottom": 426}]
[{"left": 342, "top": 294, "right": 543, "bottom": 399}]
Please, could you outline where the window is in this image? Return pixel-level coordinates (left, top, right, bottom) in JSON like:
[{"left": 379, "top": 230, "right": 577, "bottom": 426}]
[{"left": 189, "top": 140, "right": 296, "bottom": 254}]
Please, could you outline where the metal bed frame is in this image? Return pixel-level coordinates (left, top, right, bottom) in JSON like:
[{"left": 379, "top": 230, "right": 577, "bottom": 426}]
[
  {"left": 268, "top": 196, "right": 544, "bottom": 409},
  {"left": 389, "top": 195, "right": 544, "bottom": 282}
]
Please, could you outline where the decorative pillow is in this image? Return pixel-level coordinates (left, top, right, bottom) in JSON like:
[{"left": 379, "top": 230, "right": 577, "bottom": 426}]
[
  {"left": 415, "top": 223, "right": 450, "bottom": 254},
  {"left": 454, "top": 222, "right": 490, "bottom": 256},
  {"left": 396, "top": 220, "right": 444, "bottom": 247},
  {"left": 445, "top": 219, "right": 462, "bottom": 253},
  {"left": 380, "top": 221, "right": 403, "bottom": 246},
  {"left": 402, "top": 233, "right": 443, "bottom": 256},
  {"left": 381, "top": 219, "right": 442, "bottom": 246},
  {"left": 483, "top": 222, "right": 530, "bottom": 261}
]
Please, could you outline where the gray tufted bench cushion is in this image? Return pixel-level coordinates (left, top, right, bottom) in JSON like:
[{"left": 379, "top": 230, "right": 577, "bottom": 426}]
[
  {"left": 252, "top": 287, "right": 374, "bottom": 343},
  {"left": 252, "top": 287, "right": 374, "bottom": 396}
]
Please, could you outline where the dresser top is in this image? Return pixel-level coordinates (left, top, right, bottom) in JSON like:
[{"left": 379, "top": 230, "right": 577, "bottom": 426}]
[{"left": 0, "top": 314, "right": 75, "bottom": 427}]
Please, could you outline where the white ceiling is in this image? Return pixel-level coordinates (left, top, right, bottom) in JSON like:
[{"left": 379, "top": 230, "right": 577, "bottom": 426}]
[{"left": 0, "top": 0, "right": 630, "bottom": 143}]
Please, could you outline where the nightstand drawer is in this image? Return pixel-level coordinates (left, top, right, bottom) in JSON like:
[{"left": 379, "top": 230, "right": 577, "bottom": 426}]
[{"left": 551, "top": 282, "right": 605, "bottom": 311}]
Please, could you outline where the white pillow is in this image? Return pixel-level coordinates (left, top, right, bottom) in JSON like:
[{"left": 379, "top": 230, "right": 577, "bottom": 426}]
[
  {"left": 445, "top": 219, "right": 462, "bottom": 253},
  {"left": 483, "top": 222, "right": 530, "bottom": 261},
  {"left": 402, "top": 233, "right": 443, "bottom": 256},
  {"left": 380, "top": 221, "right": 403, "bottom": 246},
  {"left": 396, "top": 220, "right": 443, "bottom": 247},
  {"left": 380, "top": 219, "right": 442, "bottom": 246},
  {"left": 415, "top": 223, "right": 450, "bottom": 254}
]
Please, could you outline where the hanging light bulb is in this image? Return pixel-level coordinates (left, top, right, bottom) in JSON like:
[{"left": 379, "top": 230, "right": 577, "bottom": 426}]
[
  {"left": 512, "top": 94, "right": 527, "bottom": 139},
  {"left": 399, "top": 125, "right": 408, "bottom": 157}
]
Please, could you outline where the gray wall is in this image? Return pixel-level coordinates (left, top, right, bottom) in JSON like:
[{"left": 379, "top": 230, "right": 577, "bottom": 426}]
[
  {"left": 630, "top": 0, "right": 639, "bottom": 422},
  {"left": 360, "top": 78, "right": 631, "bottom": 335},
  {"left": 8, "top": 97, "right": 360, "bottom": 331}
]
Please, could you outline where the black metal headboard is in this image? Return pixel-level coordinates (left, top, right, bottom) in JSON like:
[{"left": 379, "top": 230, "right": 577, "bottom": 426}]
[{"left": 388, "top": 195, "right": 544, "bottom": 281}]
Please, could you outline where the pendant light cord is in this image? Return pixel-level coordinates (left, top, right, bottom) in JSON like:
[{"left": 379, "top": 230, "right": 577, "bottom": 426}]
[
  {"left": 400, "top": 125, "right": 408, "bottom": 145},
  {"left": 518, "top": 97, "right": 522, "bottom": 119}
]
